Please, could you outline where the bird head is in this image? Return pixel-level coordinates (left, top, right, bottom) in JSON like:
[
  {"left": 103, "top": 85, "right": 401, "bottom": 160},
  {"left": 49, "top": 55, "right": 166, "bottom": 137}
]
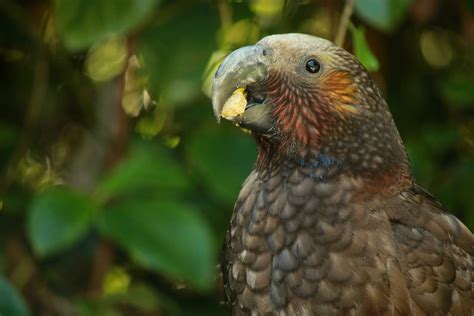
[{"left": 212, "top": 33, "right": 411, "bottom": 186}]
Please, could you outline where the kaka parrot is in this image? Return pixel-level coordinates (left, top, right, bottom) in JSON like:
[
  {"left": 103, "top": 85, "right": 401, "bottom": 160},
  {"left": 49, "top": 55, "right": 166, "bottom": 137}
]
[{"left": 211, "top": 34, "right": 474, "bottom": 315}]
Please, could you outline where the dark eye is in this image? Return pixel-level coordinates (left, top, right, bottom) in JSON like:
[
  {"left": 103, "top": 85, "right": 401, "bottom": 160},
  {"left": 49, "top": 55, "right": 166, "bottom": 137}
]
[{"left": 305, "top": 59, "right": 320, "bottom": 73}]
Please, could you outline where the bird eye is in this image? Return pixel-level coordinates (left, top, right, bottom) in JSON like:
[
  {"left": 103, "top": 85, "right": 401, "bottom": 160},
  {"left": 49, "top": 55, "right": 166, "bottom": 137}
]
[{"left": 305, "top": 59, "right": 320, "bottom": 74}]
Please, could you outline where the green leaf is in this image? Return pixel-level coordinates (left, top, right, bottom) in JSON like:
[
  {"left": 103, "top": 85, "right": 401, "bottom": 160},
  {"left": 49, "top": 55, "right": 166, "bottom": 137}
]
[
  {"left": 0, "top": 277, "right": 30, "bottom": 316},
  {"left": 202, "top": 50, "right": 228, "bottom": 98},
  {"left": 350, "top": 25, "right": 380, "bottom": 72},
  {"left": 28, "top": 187, "right": 95, "bottom": 257},
  {"left": 103, "top": 283, "right": 180, "bottom": 314},
  {"left": 54, "top": 0, "right": 158, "bottom": 50},
  {"left": 185, "top": 123, "right": 256, "bottom": 204},
  {"left": 96, "top": 199, "right": 215, "bottom": 290},
  {"left": 465, "top": 0, "right": 474, "bottom": 14},
  {"left": 355, "top": 0, "right": 413, "bottom": 32},
  {"left": 0, "top": 122, "right": 18, "bottom": 151},
  {"left": 439, "top": 71, "right": 474, "bottom": 109},
  {"left": 96, "top": 142, "right": 191, "bottom": 202},
  {"left": 438, "top": 158, "right": 474, "bottom": 224},
  {"left": 77, "top": 302, "right": 120, "bottom": 316},
  {"left": 138, "top": 4, "right": 218, "bottom": 106}
]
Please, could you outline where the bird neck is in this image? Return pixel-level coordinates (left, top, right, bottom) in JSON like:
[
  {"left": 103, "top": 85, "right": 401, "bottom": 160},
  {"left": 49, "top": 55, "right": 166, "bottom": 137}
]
[{"left": 255, "top": 135, "right": 413, "bottom": 198}]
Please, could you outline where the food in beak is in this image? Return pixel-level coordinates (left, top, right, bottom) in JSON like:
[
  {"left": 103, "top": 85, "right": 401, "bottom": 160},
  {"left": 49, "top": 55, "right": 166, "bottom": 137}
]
[{"left": 220, "top": 88, "right": 247, "bottom": 120}]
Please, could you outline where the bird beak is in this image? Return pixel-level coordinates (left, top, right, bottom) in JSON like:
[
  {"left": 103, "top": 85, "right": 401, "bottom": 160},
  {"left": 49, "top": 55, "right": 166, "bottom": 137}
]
[{"left": 211, "top": 45, "right": 274, "bottom": 133}]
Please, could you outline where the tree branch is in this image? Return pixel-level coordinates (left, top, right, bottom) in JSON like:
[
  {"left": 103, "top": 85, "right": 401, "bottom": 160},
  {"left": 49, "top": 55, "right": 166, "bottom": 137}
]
[{"left": 335, "top": 0, "right": 356, "bottom": 47}]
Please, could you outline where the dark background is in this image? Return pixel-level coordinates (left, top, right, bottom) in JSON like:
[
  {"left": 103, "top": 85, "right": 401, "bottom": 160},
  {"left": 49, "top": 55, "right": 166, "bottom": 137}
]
[{"left": 0, "top": 0, "right": 473, "bottom": 315}]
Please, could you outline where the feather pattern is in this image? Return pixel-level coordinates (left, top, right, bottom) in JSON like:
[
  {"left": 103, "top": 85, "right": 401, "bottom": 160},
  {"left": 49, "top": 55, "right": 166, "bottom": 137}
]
[{"left": 223, "top": 157, "right": 474, "bottom": 315}]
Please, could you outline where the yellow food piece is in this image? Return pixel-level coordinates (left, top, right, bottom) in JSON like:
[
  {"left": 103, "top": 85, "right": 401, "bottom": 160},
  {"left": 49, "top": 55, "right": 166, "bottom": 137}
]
[{"left": 221, "top": 88, "right": 247, "bottom": 120}]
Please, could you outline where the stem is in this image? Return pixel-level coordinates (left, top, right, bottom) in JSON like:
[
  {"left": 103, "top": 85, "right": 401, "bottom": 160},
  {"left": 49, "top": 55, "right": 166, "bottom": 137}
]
[
  {"left": 0, "top": 39, "right": 48, "bottom": 196},
  {"left": 335, "top": 0, "right": 356, "bottom": 47},
  {"left": 85, "top": 38, "right": 133, "bottom": 298},
  {"left": 218, "top": 0, "right": 233, "bottom": 29}
]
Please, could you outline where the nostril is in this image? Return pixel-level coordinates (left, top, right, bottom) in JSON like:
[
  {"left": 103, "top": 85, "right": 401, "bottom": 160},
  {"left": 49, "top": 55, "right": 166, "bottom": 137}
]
[{"left": 260, "top": 47, "right": 273, "bottom": 57}]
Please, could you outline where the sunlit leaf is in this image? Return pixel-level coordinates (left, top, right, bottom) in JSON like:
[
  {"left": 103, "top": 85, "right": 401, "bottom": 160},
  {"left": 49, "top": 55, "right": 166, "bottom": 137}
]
[
  {"left": 299, "top": 8, "right": 333, "bottom": 39},
  {"left": 102, "top": 266, "right": 131, "bottom": 295},
  {"left": 96, "top": 199, "right": 215, "bottom": 290},
  {"left": 122, "top": 55, "right": 152, "bottom": 117},
  {"left": 96, "top": 142, "right": 191, "bottom": 202},
  {"left": 27, "top": 187, "right": 95, "bottom": 257},
  {"left": 350, "top": 25, "right": 380, "bottom": 72},
  {"left": 217, "top": 19, "right": 260, "bottom": 49},
  {"left": 106, "top": 283, "right": 157, "bottom": 309},
  {"left": 420, "top": 30, "right": 453, "bottom": 68},
  {"left": 77, "top": 283, "right": 179, "bottom": 315},
  {"left": 186, "top": 123, "right": 255, "bottom": 204},
  {"left": 0, "top": 276, "right": 30, "bottom": 316},
  {"left": 250, "top": 0, "right": 285, "bottom": 26},
  {"left": 135, "top": 106, "right": 167, "bottom": 138},
  {"left": 85, "top": 36, "right": 128, "bottom": 82},
  {"left": 355, "top": 0, "right": 413, "bottom": 32},
  {"left": 54, "top": 0, "right": 158, "bottom": 50}
]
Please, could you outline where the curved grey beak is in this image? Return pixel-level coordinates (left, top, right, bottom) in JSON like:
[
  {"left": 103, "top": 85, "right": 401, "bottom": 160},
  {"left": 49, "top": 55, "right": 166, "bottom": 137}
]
[{"left": 211, "top": 45, "right": 270, "bottom": 122}]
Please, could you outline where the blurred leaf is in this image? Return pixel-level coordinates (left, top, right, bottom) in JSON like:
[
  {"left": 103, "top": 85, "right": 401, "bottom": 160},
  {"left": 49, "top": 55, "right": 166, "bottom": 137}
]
[
  {"left": 0, "top": 276, "right": 30, "bottom": 316},
  {"left": 27, "top": 187, "right": 95, "bottom": 257},
  {"left": 96, "top": 199, "right": 215, "bottom": 290},
  {"left": 202, "top": 19, "right": 260, "bottom": 97},
  {"left": 250, "top": 0, "right": 285, "bottom": 16},
  {"left": 78, "top": 282, "right": 179, "bottom": 315},
  {"left": 78, "top": 302, "right": 120, "bottom": 316},
  {"left": 420, "top": 30, "right": 453, "bottom": 68},
  {"left": 350, "top": 25, "right": 380, "bottom": 72},
  {"left": 106, "top": 283, "right": 163, "bottom": 310},
  {"left": 0, "top": 123, "right": 18, "bottom": 152},
  {"left": 355, "top": 0, "right": 413, "bottom": 32},
  {"left": 217, "top": 19, "right": 260, "bottom": 49},
  {"left": 186, "top": 123, "right": 255, "bottom": 204},
  {"left": 250, "top": 0, "right": 285, "bottom": 26},
  {"left": 139, "top": 5, "right": 218, "bottom": 106},
  {"left": 439, "top": 71, "right": 474, "bottom": 109},
  {"left": 438, "top": 158, "right": 474, "bottom": 219},
  {"left": 465, "top": 0, "right": 474, "bottom": 14},
  {"left": 299, "top": 8, "right": 333, "bottom": 39},
  {"left": 102, "top": 266, "right": 130, "bottom": 295},
  {"left": 54, "top": 0, "right": 158, "bottom": 50},
  {"left": 85, "top": 36, "right": 128, "bottom": 82},
  {"left": 202, "top": 50, "right": 228, "bottom": 98},
  {"left": 0, "top": 250, "right": 4, "bottom": 273},
  {"left": 122, "top": 55, "right": 152, "bottom": 117},
  {"left": 103, "top": 283, "right": 180, "bottom": 314},
  {"left": 135, "top": 106, "right": 167, "bottom": 138},
  {"left": 96, "top": 142, "right": 191, "bottom": 202},
  {"left": 405, "top": 140, "right": 435, "bottom": 186},
  {"left": 421, "top": 125, "right": 459, "bottom": 155}
]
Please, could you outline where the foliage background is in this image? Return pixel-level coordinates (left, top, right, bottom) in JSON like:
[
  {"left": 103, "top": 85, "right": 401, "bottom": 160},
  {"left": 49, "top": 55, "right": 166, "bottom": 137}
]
[{"left": 0, "top": 0, "right": 473, "bottom": 315}]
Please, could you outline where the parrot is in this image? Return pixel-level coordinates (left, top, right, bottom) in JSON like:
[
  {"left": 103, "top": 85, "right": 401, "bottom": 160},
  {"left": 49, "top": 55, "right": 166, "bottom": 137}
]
[{"left": 211, "top": 33, "right": 474, "bottom": 315}]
